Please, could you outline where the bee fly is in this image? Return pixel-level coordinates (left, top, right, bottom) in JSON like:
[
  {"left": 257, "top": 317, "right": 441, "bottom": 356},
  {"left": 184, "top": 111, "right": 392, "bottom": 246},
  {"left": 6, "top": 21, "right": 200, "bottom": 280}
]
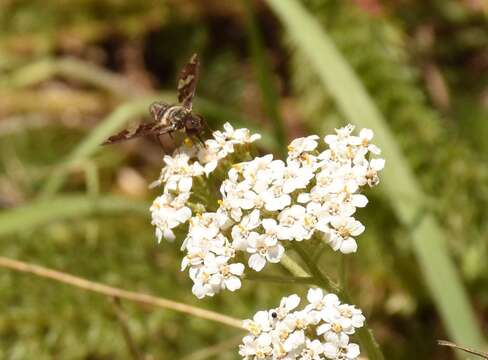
[{"left": 103, "top": 53, "right": 207, "bottom": 145}]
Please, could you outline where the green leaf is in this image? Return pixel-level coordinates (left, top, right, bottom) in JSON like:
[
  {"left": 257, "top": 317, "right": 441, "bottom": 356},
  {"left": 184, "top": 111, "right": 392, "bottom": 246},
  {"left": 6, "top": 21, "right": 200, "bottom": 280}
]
[
  {"left": 264, "top": 0, "right": 485, "bottom": 355},
  {"left": 0, "top": 195, "right": 149, "bottom": 237}
]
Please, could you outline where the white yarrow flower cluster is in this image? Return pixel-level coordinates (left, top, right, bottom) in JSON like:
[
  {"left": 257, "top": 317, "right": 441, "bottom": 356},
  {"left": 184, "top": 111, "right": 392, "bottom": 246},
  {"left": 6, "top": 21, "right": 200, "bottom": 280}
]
[
  {"left": 147, "top": 123, "right": 383, "bottom": 358},
  {"left": 151, "top": 124, "right": 384, "bottom": 298},
  {"left": 150, "top": 123, "right": 261, "bottom": 242},
  {"left": 239, "top": 289, "right": 365, "bottom": 360}
]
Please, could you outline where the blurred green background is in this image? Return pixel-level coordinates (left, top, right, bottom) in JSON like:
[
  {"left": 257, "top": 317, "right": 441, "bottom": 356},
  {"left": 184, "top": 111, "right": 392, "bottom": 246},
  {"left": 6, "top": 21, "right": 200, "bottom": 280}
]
[{"left": 0, "top": 0, "right": 487, "bottom": 359}]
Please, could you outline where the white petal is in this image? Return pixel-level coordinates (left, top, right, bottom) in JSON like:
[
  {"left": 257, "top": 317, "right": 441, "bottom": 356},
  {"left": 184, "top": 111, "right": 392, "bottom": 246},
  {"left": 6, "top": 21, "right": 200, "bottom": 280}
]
[
  {"left": 249, "top": 254, "right": 266, "bottom": 271},
  {"left": 248, "top": 209, "right": 261, "bottom": 228},
  {"left": 192, "top": 283, "right": 211, "bottom": 299},
  {"left": 323, "top": 342, "right": 338, "bottom": 359},
  {"left": 240, "top": 198, "right": 255, "bottom": 210},
  {"left": 266, "top": 244, "right": 284, "bottom": 263},
  {"left": 262, "top": 218, "right": 277, "bottom": 232},
  {"left": 359, "top": 128, "right": 373, "bottom": 141},
  {"left": 179, "top": 176, "right": 193, "bottom": 192},
  {"left": 370, "top": 158, "right": 385, "bottom": 171},
  {"left": 253, "top": 310, "right": 270, "bottom": 325},
  {"left": 351, "top": 194, "right": 368, "bottom": 208},
  {"left": 368, "top": 144, "right": 381, "bottom": 155},
  {"left": 340, "top": 238, "right": 358, "bottom": 253},
  {"left": 175, "top": 206, "right": 192, "bottom": 222},
  {"left": 346, "top": 343, "right": 360, "bottom": 359},
  {"left": 307, "top": 288, "right": 324, "bottom": 304},
  {"left": 204, "top": 161, "right": 218, "bottom": 175},
  {"left": 163, "top": 228, "right": 175, "bottom": 242},
  {"left": 277, "top": 227, "right": 293, "bottom": 240},
  {"left": 257, "top": 333, "right": 272, "bottom": 346},
  {"left": 229, "top": 263, "right": 245, "bottom": 276},
  {"left": 224, "top": 276, "right": 242, "bottom": 291},
  {"left": 155, "top": 228, "right": 163, "bottom": 243},
  {"left": 285, "top": 294, "right": 301, "bottom": 311},
  {"left": 324, "top": 293, "right": 340, "bottom": 306},
  {"left": 316, "top": 323, "right": 328, "bottom": 336},
  {"left": 349, "top": 221, "right": 365, "bottom": 236}
]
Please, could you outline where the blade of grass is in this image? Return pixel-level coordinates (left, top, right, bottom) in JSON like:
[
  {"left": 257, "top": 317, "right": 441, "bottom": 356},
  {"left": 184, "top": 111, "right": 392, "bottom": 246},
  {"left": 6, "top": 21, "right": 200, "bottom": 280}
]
[
  {"left": 0, "top": 194, "right": 149, "bottom": 237},
  {"left": 4, "top": 57, "right": 147, "bottom": 97},
  {"left": 265, "top": 0, "right": 485, "bottom": 353},
  {"left": 39, "top": 94, "right": 278, "bottom": 197},
  {"left": 243, "top": 0, "right": 287, "bottom": 154}
]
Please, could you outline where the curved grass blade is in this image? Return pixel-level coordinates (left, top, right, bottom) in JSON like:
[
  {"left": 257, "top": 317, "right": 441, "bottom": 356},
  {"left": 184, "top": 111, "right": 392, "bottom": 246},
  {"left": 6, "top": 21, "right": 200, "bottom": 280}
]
[{"left": 0, "top": 194, "right": 148, "bottom": 237}]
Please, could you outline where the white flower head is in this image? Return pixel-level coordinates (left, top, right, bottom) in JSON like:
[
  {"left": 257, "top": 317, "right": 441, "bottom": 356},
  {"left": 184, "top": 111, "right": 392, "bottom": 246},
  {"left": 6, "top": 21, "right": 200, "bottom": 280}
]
[
  {"left": 240, "top": 291, "right": 364, "bottom": 360},
  {"left": 323, "top": 339, "right": 360, "bottom": 360},
  {"left": 325, "top": 216, "right": 365, "bottom": 254},
  {"left": 151, "top": 192, "right": 192, "bottom": 242},
  {"left": 247, "top": 233, "right": 285, "bottom": 272},
  {"left": 288, "top": 135, "right": 319, "bottom": 159},
  {"left": 150, "top": 123, "right": 384, "bottom": 298},
  {"left": 198, "top": 122, "right": 261, "bottom": 175}
]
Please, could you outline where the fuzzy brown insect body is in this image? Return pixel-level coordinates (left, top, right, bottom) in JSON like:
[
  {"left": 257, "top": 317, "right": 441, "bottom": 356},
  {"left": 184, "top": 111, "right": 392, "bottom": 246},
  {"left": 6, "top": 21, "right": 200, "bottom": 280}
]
[{"left": 103, "top": 53, "right": 207, "bottom": 145}]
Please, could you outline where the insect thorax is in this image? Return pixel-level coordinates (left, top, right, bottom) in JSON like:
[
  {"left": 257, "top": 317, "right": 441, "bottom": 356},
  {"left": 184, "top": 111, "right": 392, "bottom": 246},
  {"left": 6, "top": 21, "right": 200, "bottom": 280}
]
[{"left": 160, "top": 105, "right": 189, "bottom": 129}]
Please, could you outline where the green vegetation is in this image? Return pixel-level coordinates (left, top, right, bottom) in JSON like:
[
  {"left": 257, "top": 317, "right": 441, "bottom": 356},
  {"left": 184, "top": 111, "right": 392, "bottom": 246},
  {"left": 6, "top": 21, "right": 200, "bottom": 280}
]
[{"left": 0, "top": 0, "right": 486, "bottom": 359}]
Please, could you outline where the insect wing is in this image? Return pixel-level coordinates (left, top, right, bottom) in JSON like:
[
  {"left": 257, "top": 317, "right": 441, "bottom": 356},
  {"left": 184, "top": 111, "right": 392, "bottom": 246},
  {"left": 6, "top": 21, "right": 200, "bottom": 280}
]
[
  {"left": 103, "top": 121, "right": 160, "bottom": 144},
  {"left": 149, "top": 102, "right": 170, "bottom": 122},
  {"left": 177, "top": 53, "right": 200, "bottom": 110}
]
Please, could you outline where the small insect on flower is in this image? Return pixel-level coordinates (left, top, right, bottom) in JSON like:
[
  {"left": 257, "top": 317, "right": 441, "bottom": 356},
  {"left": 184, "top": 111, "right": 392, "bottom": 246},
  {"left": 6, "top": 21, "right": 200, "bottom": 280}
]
[{"left": 103, "top": 53, "right": 208, "bottom": 145}]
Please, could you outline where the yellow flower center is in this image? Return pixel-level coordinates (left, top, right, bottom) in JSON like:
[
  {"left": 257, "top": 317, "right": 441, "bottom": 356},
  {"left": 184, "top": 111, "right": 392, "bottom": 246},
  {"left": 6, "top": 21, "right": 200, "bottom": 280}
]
[
  {"left": 331, "top": 323, "right": 343, "bottom": 333},
  {"left": 279, "top": 330, "right": 289, "bottom": 341},
  {"left": 338, "top": 226, "right": 350, "bottom": 238},
  {"left": 248, "top": 322, "right": 261, "bottom": 336}
]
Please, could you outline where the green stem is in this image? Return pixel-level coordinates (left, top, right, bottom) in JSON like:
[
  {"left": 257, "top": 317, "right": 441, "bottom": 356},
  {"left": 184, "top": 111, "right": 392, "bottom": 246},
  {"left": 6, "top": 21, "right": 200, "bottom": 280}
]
[
  {"left": 340, "top": 289, "right": 385, "bottom": 360},
  {"left": 311, "top": 240, "right": 327, "bottom": 263},
  {"left": 291, "top": 243, "right": 338, "bottom": 292},
  {"left": 291, "top": 243, "right": 385, "bottom": 360},
  {"left": 339, "top": 256, "right": 384, "bottom": 360},
  {"left": 245, "top": 273, "right": 316, "bottom": 285},
  {"left": 339, "top": 255, "right": 349, "bottom": 289},
  {"left": 280, "top": 253, "right": 309, "bottom": 277}
]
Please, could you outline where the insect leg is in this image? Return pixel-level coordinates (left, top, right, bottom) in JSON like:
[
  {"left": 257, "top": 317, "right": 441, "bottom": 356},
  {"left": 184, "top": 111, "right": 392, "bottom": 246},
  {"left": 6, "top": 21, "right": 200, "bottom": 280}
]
[
  {"left": 153, "top": 135, "right": 166, "bottom": 152},
  {"left": 195, "top": 133, "right": 205, "bottom": 145}
]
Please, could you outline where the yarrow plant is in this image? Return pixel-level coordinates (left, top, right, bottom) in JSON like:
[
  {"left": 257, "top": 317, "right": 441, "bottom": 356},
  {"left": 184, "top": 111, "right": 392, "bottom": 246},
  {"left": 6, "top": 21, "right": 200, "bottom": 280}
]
[{"left": 150, "top": 122, "right": 384, "bottom": 359}]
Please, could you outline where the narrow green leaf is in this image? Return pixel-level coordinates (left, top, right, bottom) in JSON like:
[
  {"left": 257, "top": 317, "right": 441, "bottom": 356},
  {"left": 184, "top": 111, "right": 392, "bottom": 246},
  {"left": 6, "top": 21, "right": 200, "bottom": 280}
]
[
  {"left": 0, "top": 195, "right": 149, "bottom": 237},
  {"left": 265, "top": 0, "right": 485, "bottom": 354}
]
